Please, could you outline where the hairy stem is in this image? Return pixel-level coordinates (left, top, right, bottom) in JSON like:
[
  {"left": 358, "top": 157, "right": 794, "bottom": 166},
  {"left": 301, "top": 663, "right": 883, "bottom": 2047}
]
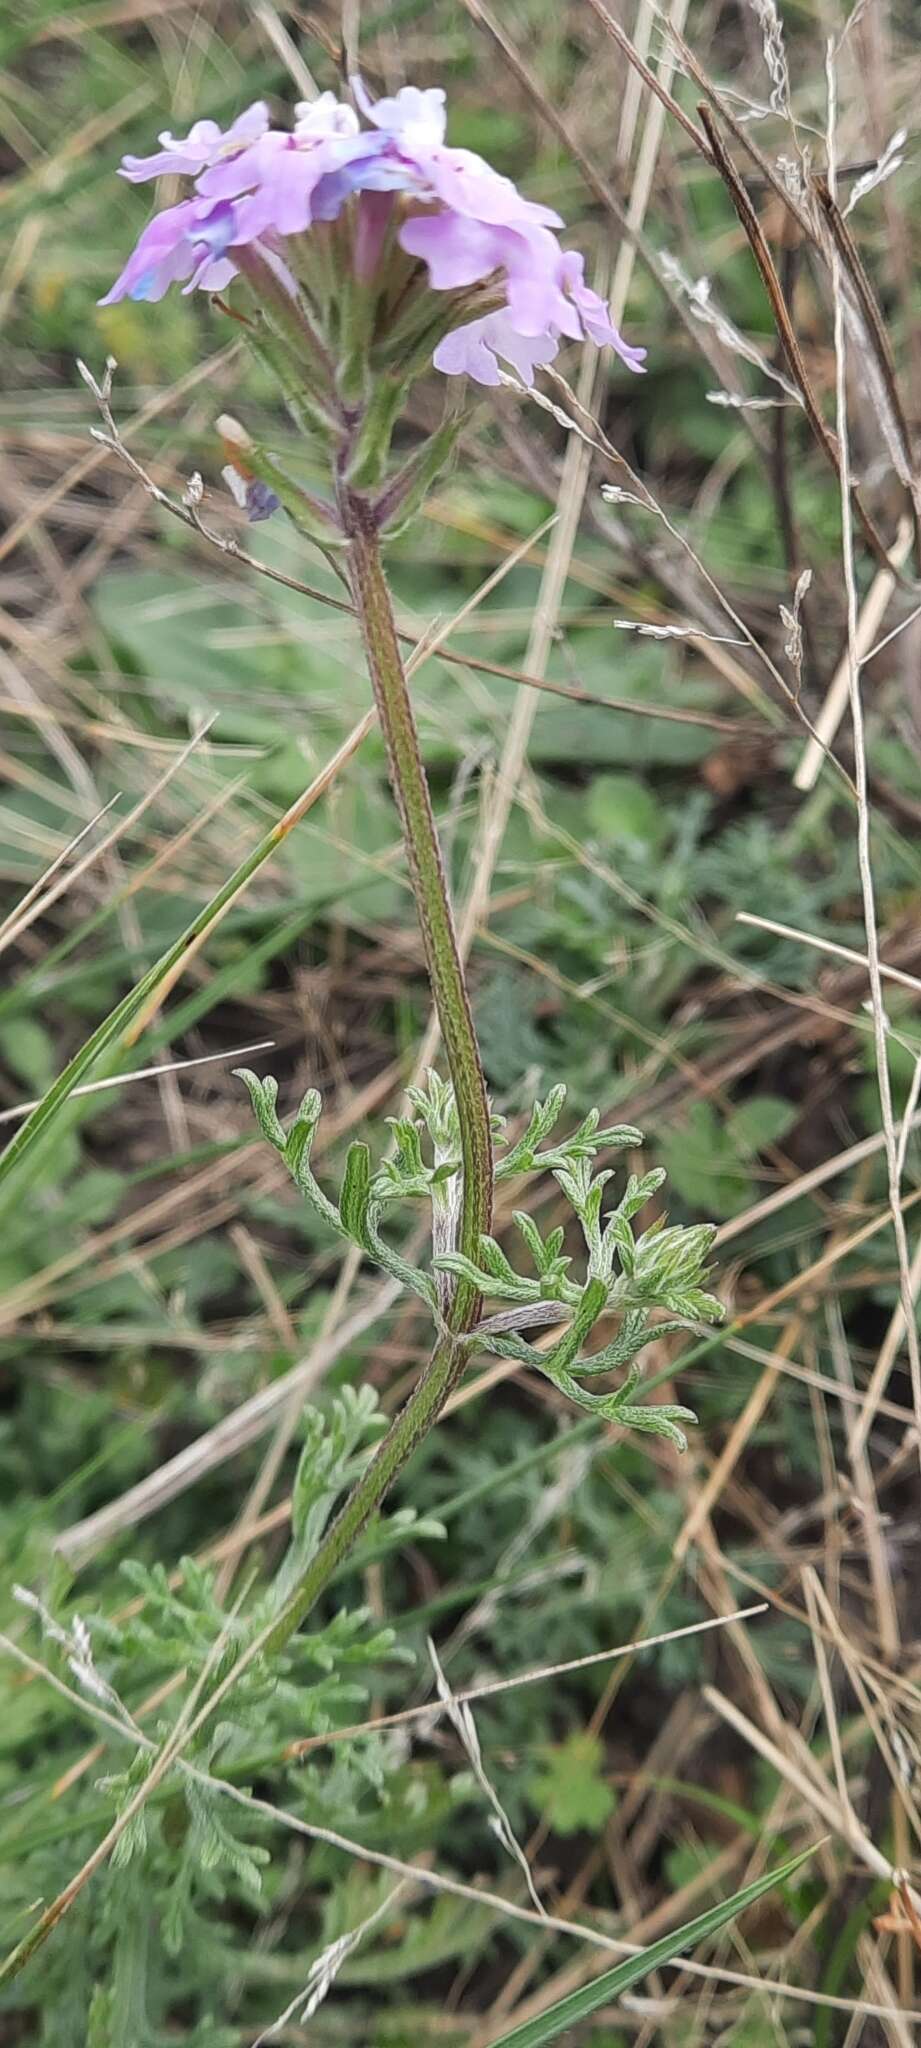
[
  {"left": 262, "top": 1332, "right": 464, "bottom": 1652},
  {"left": 343, "top": 499, "right": 494, "bottom": 1285},
  {"left": 261, "top": 501, "right": 494, "bottom": 1654}
]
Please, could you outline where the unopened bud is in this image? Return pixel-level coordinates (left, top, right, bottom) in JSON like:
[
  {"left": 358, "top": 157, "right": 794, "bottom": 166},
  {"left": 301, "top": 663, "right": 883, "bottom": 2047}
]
[{"left": 216, "top": 413, "right": 250, "bottom": 450}]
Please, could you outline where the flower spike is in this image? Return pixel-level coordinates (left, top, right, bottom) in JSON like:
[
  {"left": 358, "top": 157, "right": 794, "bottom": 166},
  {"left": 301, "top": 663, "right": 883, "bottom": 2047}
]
[{"left": 102, "top": 79, "right": 644, "bottom": 390}]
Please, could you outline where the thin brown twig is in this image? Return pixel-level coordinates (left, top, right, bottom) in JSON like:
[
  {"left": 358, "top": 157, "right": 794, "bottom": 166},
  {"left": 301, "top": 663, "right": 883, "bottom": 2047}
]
[
  {"left": 667, "top": 21, "right": 815, "bottom": 239},
  {"left": 813, "top": 172, "right": 921, "bottom": 569},
  {"left": 697, "top": 104, "right": 900, "bottom": 577},
  {"left": 824, "top": 44, "right": 921, "bottom": 1462},
  {"left": 95, "top": 431, "right": 755, "bottom": 737},
  {"left": 457, "top": 0, "right": 770, "bottom": 432},
  {"left": 579, "top": 0, "right": 711, "bottom": 158}
]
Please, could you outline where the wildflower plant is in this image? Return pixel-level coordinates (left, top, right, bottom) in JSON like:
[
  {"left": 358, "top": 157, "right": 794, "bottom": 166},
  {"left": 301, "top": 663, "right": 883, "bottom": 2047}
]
[
  {"left": 92, "top": 77, "right": 716, "bottom": 1657},
  {"left": 0, "top": 76, "right": 721, "bottom": 2006}
]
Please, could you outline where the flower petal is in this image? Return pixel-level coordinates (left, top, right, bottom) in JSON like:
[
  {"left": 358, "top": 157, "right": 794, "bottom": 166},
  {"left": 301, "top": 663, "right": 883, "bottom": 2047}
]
[
  {"left": 561, "top": 250, "right": 647, "bottom": 371},
  {"left": 119, "top": 104, "right": 268, "bottom": 184},
  {"left": 352, "top": 78, "right": 447, "bottom": 150},
  {"left": 434, "top": 311, "right": 560, "bottom": 386},
  {"left": 98, "top": 200, "right": 199, "bottom": 303},
  {"left": 398, "top": 212, "right": 508, "bottom": 290}
]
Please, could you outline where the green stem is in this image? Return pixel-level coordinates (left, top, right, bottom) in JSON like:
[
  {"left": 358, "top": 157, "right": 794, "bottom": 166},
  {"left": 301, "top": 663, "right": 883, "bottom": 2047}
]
[
  {"left": 262, "top": 503, "right": 495, "bottom": 1655},
  {"left": 262, "top": 1331, "right": 463, "bottom": 1652},
  {"left": 343, "top": 502, "right": 494, "bottom": 1287}
]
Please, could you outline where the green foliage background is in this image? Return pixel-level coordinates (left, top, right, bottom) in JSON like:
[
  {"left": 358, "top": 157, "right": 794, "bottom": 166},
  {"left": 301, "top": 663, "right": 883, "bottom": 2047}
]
[{"left": 1, "top": 0, "right": 920, "bottom": 2040}]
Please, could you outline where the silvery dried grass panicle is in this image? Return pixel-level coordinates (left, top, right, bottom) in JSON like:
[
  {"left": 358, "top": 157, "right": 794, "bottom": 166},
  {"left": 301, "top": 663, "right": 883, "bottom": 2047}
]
[
  {"left": 660, "top": 253, "right": 803, "bottom": 405},
  {"left": 843, "top": 128, "right": 907, "bottom": 216},
  {"left": 748, "top": 0, "right": 793, "bottom": 120}
]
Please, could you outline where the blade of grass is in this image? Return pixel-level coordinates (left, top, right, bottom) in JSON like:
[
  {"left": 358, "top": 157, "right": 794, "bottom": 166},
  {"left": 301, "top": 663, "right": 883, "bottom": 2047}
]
[
  {"left": 0, "top": 712, "right": 373, "bottom": 1207},
  {"left": 0, "top": 1039, "right": 274, "bottom": 1125},
  {"left": 487, "top": 1846, "right": 819, "bottom": 2047}
]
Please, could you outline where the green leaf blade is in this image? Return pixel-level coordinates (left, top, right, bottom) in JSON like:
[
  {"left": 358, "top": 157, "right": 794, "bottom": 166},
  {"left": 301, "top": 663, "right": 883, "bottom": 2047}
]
[{"left": 488, "top": 1845, "right": 818, "bottom": 2048}]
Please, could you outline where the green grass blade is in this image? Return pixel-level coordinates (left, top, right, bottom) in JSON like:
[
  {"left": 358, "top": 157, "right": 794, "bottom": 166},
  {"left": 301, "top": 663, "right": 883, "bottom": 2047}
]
[
  {"left": 0, "top": 766, "right": 353, "bottom": 1209},
  {"left": 488, "top": 1844, "right": 818, "bottom": 2048}
]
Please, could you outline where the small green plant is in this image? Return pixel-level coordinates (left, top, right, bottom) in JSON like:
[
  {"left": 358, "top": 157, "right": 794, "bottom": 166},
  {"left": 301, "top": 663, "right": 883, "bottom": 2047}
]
[
  {"left": 6, "top": 1392, "right": 432, "bottom": 2041},
  {"left": 239, "top": 1064, "right": 720, "bottom": 1449}
]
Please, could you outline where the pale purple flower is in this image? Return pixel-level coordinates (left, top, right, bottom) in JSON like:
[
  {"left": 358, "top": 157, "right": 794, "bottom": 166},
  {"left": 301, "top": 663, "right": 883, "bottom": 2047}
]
[
  {"left": 294, "top": 92, "right": 363, "bottom": 141},
  {"left": 433, "top": 313, "right": 560, "bottom": 387},
  {"left": 408, "top": 148, "right": 562, "bottom": 232},
  {"left": 348, "top": 80, "right": 645, "bottom": 381},
  {"left": 400, "top": 214, "right": 574, "bottom": 339},
  {"left": 431, "top": 252, "right": 646, "bottom": 386},
  {"left": 353, "top": 81, "right": 447, "bottom": 152},
  {"left": 101, "top": 79, "right": 645, "bottom": 386},
  {"left": 195, "top": 93, "right": 376, "bottom": 233},
  {"left": 350, "top": 80, "right": 559, "bottom": 224},
  {"left": 120, "top": 102, "right": 270, "bottom": 184},
  {"left": 207, "top": 136, "right": 366, "bottom": 242},
  {"left": 99, "top": 198, "right": 239, "bottom": 304},
  {"left": 222, "top": 464, "right": 279, "bottom": 521},
  {"left": 560, "top": 251, "right": 647, "bottom": 370},
  {"left": 104, "top": 93, "right": 383, "bottom": 306}
]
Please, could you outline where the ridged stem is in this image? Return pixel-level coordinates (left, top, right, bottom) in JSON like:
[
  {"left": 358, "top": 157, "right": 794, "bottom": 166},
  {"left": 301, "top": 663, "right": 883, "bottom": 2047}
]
[
  {"left": 343, "top": 504, "right": 494, "bottom": 1279},
  {"left": 260, "top": 501, "right": 493, "bottom": 1654}
]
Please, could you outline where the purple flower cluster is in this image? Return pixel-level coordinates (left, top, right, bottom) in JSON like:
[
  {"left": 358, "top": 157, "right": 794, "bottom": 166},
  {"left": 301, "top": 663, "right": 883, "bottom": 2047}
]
[{"left": 102, "top": 83, "right": 644, "bottom": 388}]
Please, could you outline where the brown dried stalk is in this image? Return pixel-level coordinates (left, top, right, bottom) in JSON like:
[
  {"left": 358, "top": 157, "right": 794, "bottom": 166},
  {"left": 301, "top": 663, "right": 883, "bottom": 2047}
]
[
  {"left": 698, "top": 103, "right": 899, "bottom": 576},
  {"left": 812, "top": 173, "right": 921, "bottom": 570}
]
